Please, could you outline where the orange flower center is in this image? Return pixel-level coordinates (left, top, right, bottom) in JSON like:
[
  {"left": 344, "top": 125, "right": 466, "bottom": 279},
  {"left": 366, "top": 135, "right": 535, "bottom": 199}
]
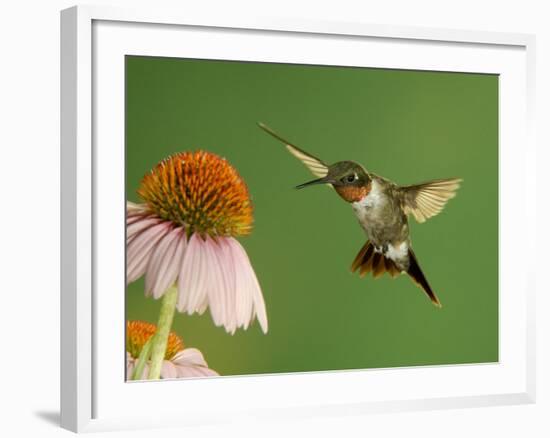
[
  {"left": 138, "top": 151, "right": 253, "bottom": 237},
  {"left": 126, "top": 320, "right": 184, "bottom": 360}
]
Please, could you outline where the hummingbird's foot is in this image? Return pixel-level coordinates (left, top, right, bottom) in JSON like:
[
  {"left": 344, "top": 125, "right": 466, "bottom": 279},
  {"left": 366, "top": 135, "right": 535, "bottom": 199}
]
[
  {"left": 374, "top": 244, "right": 388, "bottom": 255},
  {"left": 373, "top": 244, "right": 388, "bottom": 255}
]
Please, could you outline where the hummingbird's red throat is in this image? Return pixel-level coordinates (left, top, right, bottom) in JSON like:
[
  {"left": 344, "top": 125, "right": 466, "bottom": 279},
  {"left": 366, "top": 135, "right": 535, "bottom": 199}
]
[{"left": 335, "top": 182, "right": 372, "bottom": 203}]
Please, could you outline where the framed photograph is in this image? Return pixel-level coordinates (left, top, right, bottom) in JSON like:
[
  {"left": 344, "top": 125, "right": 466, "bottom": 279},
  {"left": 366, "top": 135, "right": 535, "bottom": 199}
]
[{"left": 61, "top": 5, "right": 536, "bottom": 433}]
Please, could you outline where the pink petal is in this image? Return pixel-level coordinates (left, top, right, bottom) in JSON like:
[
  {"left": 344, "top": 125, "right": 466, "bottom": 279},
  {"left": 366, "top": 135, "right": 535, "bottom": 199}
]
[
  {"left": 176, "top": 366, "right": 218, "bottom": 378},
  {"left": 126, "top": 214, "right": 146, "bottom": 226},
  {"left": 172, "top": 348, "right": 208, "bottom": 367},
  {"left": 214, "top": 238, "right": 240, "bottom": 333},
  {"left": 251, "top": 272, "right": 268, "bottom": 334},
  {"left": 172, "top": 348, "right": 219, "bottom": 377},
  {"left": 127, "top": 222, "right": 171, "bottom": 284},
  {"left": 220, "top": 239, "right": 240, "bottom": 332},
  {"left": 177, "top": 234, "right": 208, "bottom": 314},
  {"left": 202, "top": 237, "right": 229, "bottom": 329},
  {"left": 228, "top": 239, "right": 253, "bottom": 330},
  {"left": 128, "top": 359, "right": 149, "bottom": 380},
  {"left": 126, "top": 356, "right": 135, "bottom": 380},
  {"left": 229, "top": 238, "right": 268, "bottom": 333},
  {"left": 197, "top": 295, "right": 209, "bottom": 315},
  {"left": 145, "top": 227, "right": 186, "bottom": 299},
  {"left": 160, "top": 360, "right": 178, "bottom": 379},
  {"left": 194, "top": 367, "right": 219, "bottom": 377},
  {"left": 174, "top": 362, "right": 219, "bottom": 377},
  {"left": 127, "top": 216, "right": 161, "bottom": 242}
]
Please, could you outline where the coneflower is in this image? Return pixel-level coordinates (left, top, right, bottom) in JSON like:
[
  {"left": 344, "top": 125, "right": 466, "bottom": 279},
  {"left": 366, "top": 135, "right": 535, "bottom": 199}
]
[
  {"left": 127, "top": 151, "right": 267, "bottom": 379},
  {"left": 126, "top": 320, "right": 218, "bottom": 380}
]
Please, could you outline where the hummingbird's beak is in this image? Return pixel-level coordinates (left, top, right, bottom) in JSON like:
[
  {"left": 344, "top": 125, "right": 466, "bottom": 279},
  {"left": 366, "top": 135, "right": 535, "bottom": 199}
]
[{"left": 295, "top": 177, "right": 330, "bottom": 189}]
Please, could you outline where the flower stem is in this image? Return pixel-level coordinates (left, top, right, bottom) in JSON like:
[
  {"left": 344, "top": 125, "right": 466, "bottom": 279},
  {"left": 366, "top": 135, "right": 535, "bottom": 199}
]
[
  {"left": 131, "top": 336, "right": 154, "bottom": 380},
  {"left": 147, "top": 285, "right": 178, "bottom": 380}
]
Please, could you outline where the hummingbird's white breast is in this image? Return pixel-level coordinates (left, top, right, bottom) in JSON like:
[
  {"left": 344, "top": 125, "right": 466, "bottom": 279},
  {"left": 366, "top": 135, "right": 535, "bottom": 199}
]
[
  {"left": 351, "top": 179, "right": 387, "bottom": 243},
  {"left": 351, "top": 179, "right": 385, "bottom": 221}
]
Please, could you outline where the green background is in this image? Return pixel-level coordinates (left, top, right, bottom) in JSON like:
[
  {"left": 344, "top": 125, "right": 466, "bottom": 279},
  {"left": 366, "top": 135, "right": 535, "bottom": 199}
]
[{"left": 126, "top": 56, "right": 498, "bottom": 375}]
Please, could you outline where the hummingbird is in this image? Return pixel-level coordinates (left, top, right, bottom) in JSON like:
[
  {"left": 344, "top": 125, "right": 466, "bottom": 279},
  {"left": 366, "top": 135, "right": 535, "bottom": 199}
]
[{"left": 258, "top": 122, "right": 462, "bottom": 307}]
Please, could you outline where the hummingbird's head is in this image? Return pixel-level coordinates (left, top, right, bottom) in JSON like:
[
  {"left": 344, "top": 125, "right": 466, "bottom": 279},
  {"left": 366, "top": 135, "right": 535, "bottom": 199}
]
[{"left": 296, "top": 161, "right": 372, "bottom": 203}]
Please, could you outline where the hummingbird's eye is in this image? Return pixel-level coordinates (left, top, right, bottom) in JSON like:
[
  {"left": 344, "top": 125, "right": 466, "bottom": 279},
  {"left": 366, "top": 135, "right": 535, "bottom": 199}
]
[{"left": 346, "top": 174, "right": 356, "bottom": 183}]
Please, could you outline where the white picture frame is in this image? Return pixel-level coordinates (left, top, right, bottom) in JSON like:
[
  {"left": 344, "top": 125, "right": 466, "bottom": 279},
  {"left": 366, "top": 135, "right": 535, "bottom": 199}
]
[{"left": 60, "top": 4, "right": 536, "bottom": 433}]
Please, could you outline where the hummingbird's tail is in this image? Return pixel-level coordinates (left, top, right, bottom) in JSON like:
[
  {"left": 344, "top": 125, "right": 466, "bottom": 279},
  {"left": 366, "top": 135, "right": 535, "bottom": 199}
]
[
  {"left": 351, "top": 240, "right": 401, "bottom": 278},
  {"left": 406, "top": 248, "right": 442, "bottom": 308},
  {"left": 351, "top": 241, "right": 442, "bottom": 307}
]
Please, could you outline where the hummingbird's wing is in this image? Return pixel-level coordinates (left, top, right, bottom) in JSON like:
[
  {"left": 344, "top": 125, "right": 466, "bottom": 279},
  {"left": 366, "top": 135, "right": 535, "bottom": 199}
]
[
  {"left": 257, "top": 122, "right": 329, "bottom": 178},
  {"left": 285, "top": 144, "right": 329, "bottom": 178},
  {"left": 399, "top": 178, "right": 462, "bottom": 223}
]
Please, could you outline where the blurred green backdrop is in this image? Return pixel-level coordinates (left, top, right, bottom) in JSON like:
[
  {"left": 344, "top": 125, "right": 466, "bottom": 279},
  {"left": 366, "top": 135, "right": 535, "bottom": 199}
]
[{"left": 126, "top": 56, "right": 498, "bottom": 375}]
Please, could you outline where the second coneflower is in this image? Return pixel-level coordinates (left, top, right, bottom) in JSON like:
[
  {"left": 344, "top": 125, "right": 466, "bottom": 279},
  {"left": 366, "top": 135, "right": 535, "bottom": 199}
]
[
  {"left": 127, "top": 151, "right": 267, "bottom": 378},
  {"left": 126, "top": 320, "right": 218, "bottom": 380}
]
